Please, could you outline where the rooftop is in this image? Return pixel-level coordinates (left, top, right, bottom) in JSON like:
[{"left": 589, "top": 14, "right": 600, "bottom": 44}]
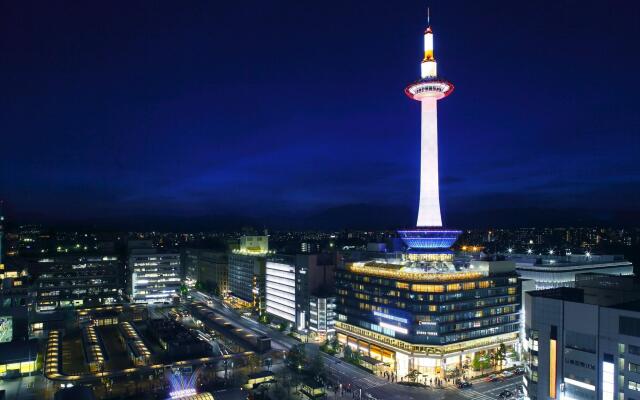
[
  {"left": 347, "top": 260, "right": 486, "bottom": 282},
  {"left": 528, "top": 275, "right": 640, "bottom": 308},
  {"left": 0, "top": 338, "right": 39, "bottom": 363}
]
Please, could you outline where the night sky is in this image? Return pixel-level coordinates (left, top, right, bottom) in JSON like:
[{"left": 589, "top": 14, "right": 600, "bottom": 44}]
[{"left": 1, "top": 1, "right": 639, "bottom": 230}]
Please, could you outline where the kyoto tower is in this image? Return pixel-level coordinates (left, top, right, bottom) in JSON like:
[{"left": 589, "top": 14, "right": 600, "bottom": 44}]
[{"left": 399, "top": 12, "right": 461, "bottom": 254}]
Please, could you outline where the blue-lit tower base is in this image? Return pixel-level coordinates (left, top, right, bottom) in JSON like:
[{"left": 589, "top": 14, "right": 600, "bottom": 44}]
[{"left": 398, "top": 228, "right": 461, "bottom": 260}]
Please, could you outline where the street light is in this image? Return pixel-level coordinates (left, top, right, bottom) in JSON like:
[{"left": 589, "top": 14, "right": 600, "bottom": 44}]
[{"left": 527, "top": 249, "right": 532, "bottom": 254}]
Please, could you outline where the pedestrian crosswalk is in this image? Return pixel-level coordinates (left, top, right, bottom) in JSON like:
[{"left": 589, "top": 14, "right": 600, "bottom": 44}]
[
  {"left": 447, "top": 388, "right": 496, "bottom": 400},
  {"left": 354, "top": 376, "right": 388, "bottom": 391}
]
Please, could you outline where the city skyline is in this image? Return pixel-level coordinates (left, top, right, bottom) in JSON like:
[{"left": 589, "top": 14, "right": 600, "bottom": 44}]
[{"left": 2, "top": 1, "right": 639, "bottom": 230}]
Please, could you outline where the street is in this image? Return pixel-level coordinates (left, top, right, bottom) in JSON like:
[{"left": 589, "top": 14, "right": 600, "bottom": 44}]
[{"left": 191, "top": 291, "right": 524, "bottom": 400}]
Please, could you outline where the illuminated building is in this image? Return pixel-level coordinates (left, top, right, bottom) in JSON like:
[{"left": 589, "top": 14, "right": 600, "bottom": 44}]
[
  {"left": 336, "top": 259, "right": 520, "bottom": 378},
  {"left": 31, "top": 255, "right": 121, "bottom": 311},
  {"left": 183, "top": 249, "right": 228, "bottom": 295},
  {"left": 512, "top": 253, "right": 634, "bottom": 290},
  {"left": 228, "top": 235, "right": 269, "bottom": 312},
  {"left": 335, "top": 12, "right": 521, "bottom": 379},
  {"left": 266, "top": 254, "right": 335, "bottom": 331},
  {"left": 0, "top": 338, "right": 39, "bottom": 378},
  {"left": 129, "top": 250, "right": 181, "bottom": 304},
  {"left": 524, "top": 275, "right": 640, "bottom": 400},
  {"left": 309, "top": 294, "right": 336, "bottom": 341}
]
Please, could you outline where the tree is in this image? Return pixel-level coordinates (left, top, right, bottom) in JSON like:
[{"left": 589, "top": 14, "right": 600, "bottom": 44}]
[
  {"left": 309, "top": 353, "right": 326, "bottom": 380},
  {"left": 407, "top": 369, "right": 420, "bottom": 383},
  {"left": 472, "top": 352, "right": 491, "bottom": 374},
  {"left": 247, "top": 354, "right": 261, "bottom": 373},
  {"left": 343, "top": 345, "right": 353, "bottom": 360},
  {"left": 495, "top": 344, "right": 507, "bottom": 369},
  {"left": 286, "top": 345, "right": 306, "bottom": 371},
  {"left": 179, "top": 283, "right": 188, "bottom": 296},
  {"left": 343, "top": 345, "right": 361, "bottom": 366},
  {"left": 330, "top": 336, "right": 341, "bottom": 353},
  {"left": 258, "top": 313, "right": 271, "bottom": 324}
]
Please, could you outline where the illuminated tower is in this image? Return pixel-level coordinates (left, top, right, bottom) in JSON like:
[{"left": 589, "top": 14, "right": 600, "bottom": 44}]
[{"left": 399, "top": 12, "right": 460, "bottom": 253}]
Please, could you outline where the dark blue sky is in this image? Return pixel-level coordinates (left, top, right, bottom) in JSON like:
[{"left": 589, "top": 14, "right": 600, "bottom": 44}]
[{"left": 1, "top": 1, "right": 639, "bottom": 229}]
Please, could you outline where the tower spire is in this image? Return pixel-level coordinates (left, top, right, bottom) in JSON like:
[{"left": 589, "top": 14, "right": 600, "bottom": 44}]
[{"left": 427, "top": 6, "right": 430, "bottom": 27}]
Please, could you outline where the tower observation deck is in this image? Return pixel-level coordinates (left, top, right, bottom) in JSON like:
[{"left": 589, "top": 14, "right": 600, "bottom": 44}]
[{"left": 399, "top": 15, "right": 460, "bottom": 252}]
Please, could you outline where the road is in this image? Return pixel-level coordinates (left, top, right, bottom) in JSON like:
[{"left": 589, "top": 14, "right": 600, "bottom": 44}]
[
  {"left": 190, "top": 291, "right": 297, "bottom": 351},
  {"left": 189, "top": 291, "right": 524, "bottom": 400}
]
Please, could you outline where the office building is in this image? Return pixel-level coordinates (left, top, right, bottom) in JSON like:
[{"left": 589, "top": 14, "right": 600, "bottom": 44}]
[
  {"left": 310, "top": 294, "right": 336, "bottom": 341},
  {"left": 30, "top": 255, "right": 121, "bottom": 312},
  {"left": 512, "top": 253, "right": 634, "bottom": 290},
  {"left": 197, "top": 251, "right": 228, "bottom": 296},
  {"left": 183, "top": 249, "right": 228, "bottom": 295},
  {"left": 228, "top": 235, "right": 268, "bottom": 312},
  {"left": 266, "top": 254, "right": 335, "bottom": 331},
  {"left": 129, "top": 250, "right": 181, "bottom": 304},
  {"left": 0, "top": 338, "right": 39, "bottom": 378},
  {"left": 524, "top": 275, "right": 640, "bottom": 400}
]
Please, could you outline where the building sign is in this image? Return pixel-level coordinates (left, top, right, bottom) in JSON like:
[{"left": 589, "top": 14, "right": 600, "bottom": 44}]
[{"left": 0, "top": 316, "right": 12, "bottom": 343}]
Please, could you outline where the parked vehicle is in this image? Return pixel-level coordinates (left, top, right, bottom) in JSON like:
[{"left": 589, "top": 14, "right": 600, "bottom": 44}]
[
  {"left": 498, "top": 389, "right": 513, "bottom": 399},
  {"left": 501, "top": 370, "right": 514, "bottom": 378}
]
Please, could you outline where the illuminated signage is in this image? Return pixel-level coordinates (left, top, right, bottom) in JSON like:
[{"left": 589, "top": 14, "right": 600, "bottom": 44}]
[
  {"left": 373, "top": 311, "right": 408, "bottom": 324},
  {"left": 0, "top": 316, "right": 12, "bottom": 343},
  {"left": 549, "top": 338, "right": 557, "bottom": 399},
  {"left": 564, "top": 377, "right": 595, "bottom": 391},
  {"left": 379, "top": 321, "right": 408, "bottom": 335}
]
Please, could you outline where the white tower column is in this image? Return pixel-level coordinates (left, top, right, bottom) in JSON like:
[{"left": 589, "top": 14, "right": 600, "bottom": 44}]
[{"left": 417, "top": 97, "right": 442, "bottom": 227}]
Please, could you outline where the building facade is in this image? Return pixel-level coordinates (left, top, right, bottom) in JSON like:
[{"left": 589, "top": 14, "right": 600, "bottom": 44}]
[
  {"left": 129, "top": 250, "right": 181, "bottom": 304},
  {"left": 524, "top": 276, "right": 640, "bottom": 400},
  {"left": 228, "top": 235, "right": 269, "bottom": 312},
  {"left": 310, "top": 295, "right": 336, "bottom": 341},
  {"left": 336, "top": 258, "right": 520, "bottom": 378},
  {"left": 183, "top": 248, "right": 228, "bottom": 295},
  {"left": 513, "top": 253, "right": 633, "bottom": 290},
  {"left": 266, "top": 254, "right": 336, "bottom": 331},
  {"left": 31, "top": 255, "right": 122, "bottom": 312}
]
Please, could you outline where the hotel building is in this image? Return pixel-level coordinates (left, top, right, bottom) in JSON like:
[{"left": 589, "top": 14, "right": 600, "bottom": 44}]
[{"left": 336, "top": 258, "right": 520, "bottom": 378}]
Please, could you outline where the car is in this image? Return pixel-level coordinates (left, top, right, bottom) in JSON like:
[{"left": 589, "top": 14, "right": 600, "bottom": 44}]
[
  {"left": 484, "top": 374, "right": 501, "bottom": 382},
  {"left": 514, "top": 367, "right": 525, "bottom": 375},
  {"left": 456, "top": 381, "right": 472, "bottom": 389},
  {"left": 364, "top": 394, "right": 378, "bottom": 400},
  {"left": 498, "top": 390, "right": 513, "bottom": 399},
  {"left": 501, "top": 370, "right": 514, "bottom": 378}
]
